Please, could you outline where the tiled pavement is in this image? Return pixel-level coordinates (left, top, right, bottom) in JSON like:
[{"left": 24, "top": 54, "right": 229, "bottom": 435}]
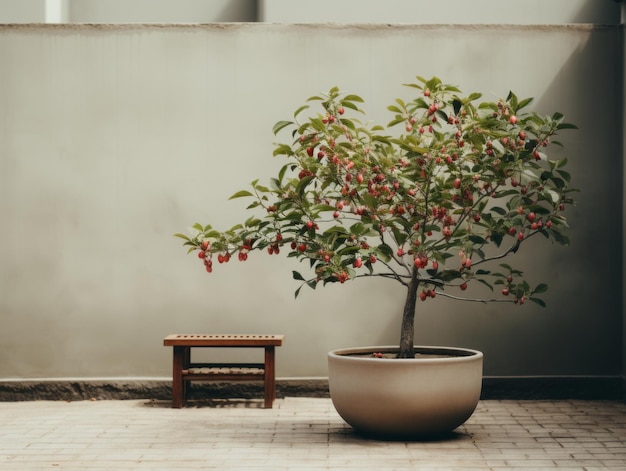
[{"left": 1, "top": 398, "right": 625, "bottom": 470}]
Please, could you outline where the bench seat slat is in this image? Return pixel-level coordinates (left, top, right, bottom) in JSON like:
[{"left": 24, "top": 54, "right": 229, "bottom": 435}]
[
  {"left": 185, "top": 367, "right": 264, "bottom": 375},
  {"left": 163, "top": 334, "right": 284, "bottom": 347}
]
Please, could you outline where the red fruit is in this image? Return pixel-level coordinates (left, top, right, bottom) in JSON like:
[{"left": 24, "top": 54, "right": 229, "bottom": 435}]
[
  {"left": 356, "top": 173, "right": 364, "bottom": 184},
  {"left": 460, "top": 282, "right": 468, "bottom": 291},
  {"left": 397, "top": 248, "right": 404, "bottom": 257},
  {"left": 337, "top": 107, "right": 345, "bottom": 115},
  {"left": 200, "top": 240, "right": 210, "bottom": 250},
  {"left": 306, "top": 147, "right": 314, "bottom": 157},
  {"left": 423, "top": 89, "right": 431, "bottom": 97},
  {"left": 317, "top": 151, "right": 325, "bottom": 159},
  {"left": 428, "top": 289, "right": 436, "bottom": 298},
  {"left": 464, "top": 258, "right": 472, "bottom": 268},
  {"left": 306, "top": 221, "right": 314, "bottom": 230},
  {"left": 419, "top": 291, "right": 427, "bottom": 302},
  {"left": 453, "top": 178, "right": 461, "bottom": 189},
  {"left": 527, "top": 212, "right": 536, "bottom": 222},
  {"left": 298, "top": 243, "right": 307, "bottom": 252},
  {"left": 353, "top": 257, "right": 363, "bottom": 268},
  {"left": 546, "top": 220, "right": 553, "bottom": 229},
  {"left": 509, "top": 115, "right": 518, "bottom": 125},
  {"left": 333, "top": 211, "right": 340, "bottom": 219},
  {"left": 369, "top": 254, "right": 377, "bottom": 264},
  {"left": 406, "top": 124, "right": 413, "bottom": 132},
  {"left": 518, "top": 131, "right": 526, "bottom": 140},
  {"left": 432, "top": 261, "right": 439, "bottom": 271},
  {"left": 502, "top": 288, "right": 509, "bottom": 296},
  {"left": 508, "top": 226, "right": 517, "bottom": 236},
  {"left": 290, "top": 241, "right": 297, "bottom": 250},
  {"left": 518, "top": 232, "right": 524, "bottom": 241},
  {"left": 198, "top": 251, "right": 207, "bottom": 259}
]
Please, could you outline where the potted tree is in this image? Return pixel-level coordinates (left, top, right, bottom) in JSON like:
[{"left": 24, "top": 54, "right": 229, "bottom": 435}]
[{"left": 177, "top": 76, "right": 576, "bottom": 438}]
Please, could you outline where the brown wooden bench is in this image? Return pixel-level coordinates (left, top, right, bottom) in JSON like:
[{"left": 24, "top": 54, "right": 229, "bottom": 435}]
[{"left": 163, "top": 334, "right": 284, "bottom": 408}]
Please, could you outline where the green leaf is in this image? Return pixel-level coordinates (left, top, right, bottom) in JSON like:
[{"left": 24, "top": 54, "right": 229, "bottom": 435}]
[
  {"left": 556, "top": 122, "right": 578, "bottom": 130},
  {"left": 293, "top": 105, "right": 310, "bottom": 118},
  {"left": 292, "top": 271, "right": 305, "bottom": 281},
  {"left": 452, "top": 99, "right": 462, "bottom": 115},
  {"left": 296, "top": 175, "right": 315, "bottom": 196},
  {"left": 173, "top": 233, "right": 191, "bottom": 241},
  {"left": 517, "top": 97, "right": 534, "bottom": 110},
  {"left": 272, "top": 120, "right": 293, "bottom": 135},
  {"left": 229, "top": 190, "right": 254, "bottom": 200},
  {"left": 490, "top": 207, "right": 507, "bottom": 215},
  {"left": 343, "top": 94, "right": 364, "bottom": 103},
  {"left": 533, "top": 283, "right": 549, "bottom": 294},
  {"left": 529, "top": 297, "right": 547, "bottom": 308}
]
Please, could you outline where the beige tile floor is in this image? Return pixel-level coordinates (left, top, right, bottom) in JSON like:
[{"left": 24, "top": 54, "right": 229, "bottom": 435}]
[{"left": 1, "top": 397, "right": 625, "bottom": 470}]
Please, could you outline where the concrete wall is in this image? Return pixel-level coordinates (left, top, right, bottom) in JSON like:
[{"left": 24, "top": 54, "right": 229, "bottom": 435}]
[
  {"left": 0, "top": 0, "right": 621, "bottom": 24},
  {"left": 260, "top": 0, "right": 622, "bottom": 24},
  {"left": 0, "top": 23, "right": 621, "bottom": 382}
]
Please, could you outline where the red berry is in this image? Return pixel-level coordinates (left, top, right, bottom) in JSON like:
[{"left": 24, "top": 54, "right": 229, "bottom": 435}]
[
  {"left": 306, "top": 147, "right": 314, "bottom": 157},
  {"left": 460, "top": 282, "right": 468, "bottom": 291},
  {"left": 420, "top": 291, "right": 427, "bottom": 302},
  {"left": 518, "top": 232, "right": 524, "bottom": 241},
  {"left": 337, "top": 107, "right": 345, "bottom": 115},
  {"left": 200, "top": 240, "right": 210, "bottom": 250},
  {"left": 453, "top": 178, "right": 461, "bottom": 189},
  {"left": 502, "top": 288, "right": 509, "bottom": 296},
  {"left": 198, "top": 251, "right": 207, "bottom": 259},
  {"left": 298, "top": 243, "right": 307, "bottom": 252},
  {"left": 353, "top": 257, "right": 363, "bottom": 268},
  {"left": 369, "top": 254, "right": 377, "bottom": 264},
  {"left": 509, "top": 115, "right": 518, "bottom": 125}
]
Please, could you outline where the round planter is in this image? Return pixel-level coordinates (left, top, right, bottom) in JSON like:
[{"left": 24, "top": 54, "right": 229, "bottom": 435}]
[{"left": 328, "top": 345, "right": 483, "bottom": 439}]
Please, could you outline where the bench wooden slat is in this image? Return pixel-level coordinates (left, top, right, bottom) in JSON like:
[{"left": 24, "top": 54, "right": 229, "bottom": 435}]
[
  {"left": 185, "top": 367, "right": 264, "bottom": 375},
  {"left": 164, "top": 334, "right": 284, "bottom": 347}
]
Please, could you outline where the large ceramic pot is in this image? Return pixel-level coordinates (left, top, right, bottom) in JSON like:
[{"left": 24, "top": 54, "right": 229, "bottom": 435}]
[{"left": 328, "top": 345, "right": 483, "bottom": 439}]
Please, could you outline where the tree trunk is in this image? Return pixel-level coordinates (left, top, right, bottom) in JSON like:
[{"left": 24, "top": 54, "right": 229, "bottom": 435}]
[{"left": 398, "top": 266, "right": 419, "bottom": 358}]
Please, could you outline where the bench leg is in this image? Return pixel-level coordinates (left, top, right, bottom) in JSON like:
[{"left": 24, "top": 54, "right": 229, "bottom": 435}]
[
  {"left": 172, "top": 346, "right": 189, "bottom": 408},
  {"left": 264, "top": 346, "right": 276, "bottom": 408}
]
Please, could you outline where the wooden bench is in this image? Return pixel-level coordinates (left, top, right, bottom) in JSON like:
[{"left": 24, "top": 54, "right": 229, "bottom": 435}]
[{"left": 163, "top": 334, "right": 284, "bottom": 408}]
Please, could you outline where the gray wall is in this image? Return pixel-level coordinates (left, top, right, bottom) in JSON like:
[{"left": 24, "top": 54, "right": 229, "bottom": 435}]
[{"left": 0, "top": 22, "right": 621, "bottom": 380}]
